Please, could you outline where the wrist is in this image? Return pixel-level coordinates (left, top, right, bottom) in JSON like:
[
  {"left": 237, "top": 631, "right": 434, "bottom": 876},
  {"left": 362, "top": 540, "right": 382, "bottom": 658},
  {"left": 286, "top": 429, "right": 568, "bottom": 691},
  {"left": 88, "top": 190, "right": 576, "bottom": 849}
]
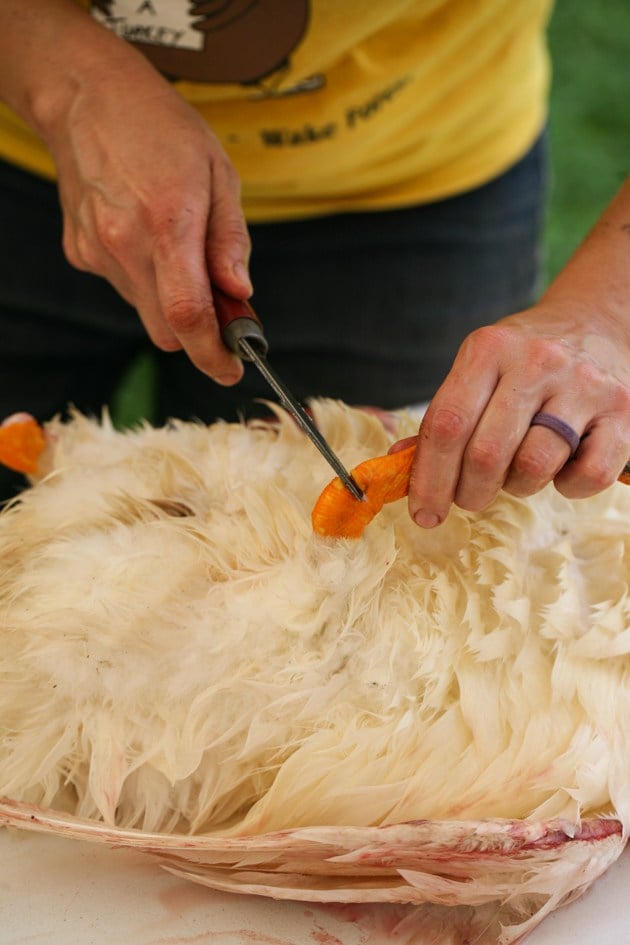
[
  {"left": 541, "top": 277, "right": 630, "bottom": 351},
  {"left": 0, "top": 2, "right": 152, "bottom": 148},
  {"left": 29, "top": 29, "right": 149, "bottom": 147},
  {"left": 540, "top": 184, "right": 630, "bottom": 348}
]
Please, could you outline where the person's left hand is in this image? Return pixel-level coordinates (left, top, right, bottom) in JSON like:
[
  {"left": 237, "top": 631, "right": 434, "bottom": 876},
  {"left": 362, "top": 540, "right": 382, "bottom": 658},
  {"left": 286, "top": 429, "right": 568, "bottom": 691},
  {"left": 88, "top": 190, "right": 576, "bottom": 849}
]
[
  {"left": 392, "top": 176, "right": 630, "bottom": 529},
  {"left": 391, "top": 300, "right": 630, "bottom": 528}
]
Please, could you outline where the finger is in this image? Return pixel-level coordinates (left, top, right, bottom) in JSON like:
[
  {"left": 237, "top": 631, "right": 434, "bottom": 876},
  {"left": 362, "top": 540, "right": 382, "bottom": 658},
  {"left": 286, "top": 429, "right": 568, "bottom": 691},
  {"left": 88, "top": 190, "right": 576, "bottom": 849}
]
[
  {"left": 205, "top": 155, "right": 252, "bottom": 299},
  {"left": 63, "top": 207, "right": 174, "bottom": 345},
  {"left": 69, "top": 218, "right": 184, "bottom": 354},
  {"left": 409, "top": 399, "right": 486, "bottom": 527},
  {"left": 554, "top": 422, "right": 628, "bottom": 498},
  {"left": 153, "top": 216, "right": 244, "bottom": 384},
  {"left": 407, "top": 336, "right": 501, "bottom": 527},
  {"left": 504, "top": 402, "right": 586, "bottom": 498},
  {"left": 451, "top": 379, "right": 542, "bottom": 512},
  {"left": 133, "top": 276, "right": 183, "bottom": 352}
]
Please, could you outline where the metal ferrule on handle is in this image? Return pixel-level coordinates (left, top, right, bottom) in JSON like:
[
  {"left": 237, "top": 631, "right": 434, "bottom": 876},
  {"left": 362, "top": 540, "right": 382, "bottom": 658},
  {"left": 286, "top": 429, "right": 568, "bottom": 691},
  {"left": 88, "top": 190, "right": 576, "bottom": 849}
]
[{"left": 213, "top": 290, "right": 268, "bottom": 359}]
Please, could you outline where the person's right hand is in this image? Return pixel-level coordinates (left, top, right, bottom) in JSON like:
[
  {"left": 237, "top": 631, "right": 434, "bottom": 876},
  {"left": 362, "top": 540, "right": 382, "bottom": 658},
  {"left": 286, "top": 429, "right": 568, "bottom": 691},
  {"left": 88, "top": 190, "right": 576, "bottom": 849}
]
[{"left": 3, "top": 3, "right": 251, "bottom": 384}]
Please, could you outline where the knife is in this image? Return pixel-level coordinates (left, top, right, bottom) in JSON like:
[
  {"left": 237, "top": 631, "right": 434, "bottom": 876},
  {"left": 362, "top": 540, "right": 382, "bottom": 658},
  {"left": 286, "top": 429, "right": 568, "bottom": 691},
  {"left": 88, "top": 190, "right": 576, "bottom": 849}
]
[
  {"left": 213, "top": 289, "right": 365, "bottom": 501},
  {"left": 213, "top": 291, "right": 630, "bottom": 496}
]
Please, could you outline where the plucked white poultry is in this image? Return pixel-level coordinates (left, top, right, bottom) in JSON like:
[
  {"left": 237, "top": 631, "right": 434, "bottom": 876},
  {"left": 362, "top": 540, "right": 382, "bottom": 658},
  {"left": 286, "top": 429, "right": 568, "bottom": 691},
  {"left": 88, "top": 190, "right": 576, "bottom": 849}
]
[{"left": 0, "top": 400, "right": 628, "bottom": 944}]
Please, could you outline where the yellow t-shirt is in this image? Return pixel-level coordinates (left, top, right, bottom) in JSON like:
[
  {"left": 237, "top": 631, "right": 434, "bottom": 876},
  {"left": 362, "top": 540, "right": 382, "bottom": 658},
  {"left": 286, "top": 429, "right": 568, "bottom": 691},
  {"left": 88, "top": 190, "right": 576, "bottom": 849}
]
[{"left": 0, "top": 0, "right": 552, "bottom": 222}]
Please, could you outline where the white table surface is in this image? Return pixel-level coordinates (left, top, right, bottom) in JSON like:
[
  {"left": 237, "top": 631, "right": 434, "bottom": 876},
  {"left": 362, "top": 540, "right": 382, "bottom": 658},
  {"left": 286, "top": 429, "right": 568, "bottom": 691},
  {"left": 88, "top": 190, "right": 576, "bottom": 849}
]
[{"left": 1, "top": 828, "right": 628, "bottom": 945}]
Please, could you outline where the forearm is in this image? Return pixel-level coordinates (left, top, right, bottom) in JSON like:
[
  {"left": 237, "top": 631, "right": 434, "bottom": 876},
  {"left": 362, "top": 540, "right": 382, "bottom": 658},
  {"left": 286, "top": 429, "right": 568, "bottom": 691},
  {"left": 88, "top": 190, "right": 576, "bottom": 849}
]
[
  {"left": 541, "top": 178, "right": 630, "bottom": 351},
  {"left": 0, "top": 0, "right": 162, "bottom": 147}
]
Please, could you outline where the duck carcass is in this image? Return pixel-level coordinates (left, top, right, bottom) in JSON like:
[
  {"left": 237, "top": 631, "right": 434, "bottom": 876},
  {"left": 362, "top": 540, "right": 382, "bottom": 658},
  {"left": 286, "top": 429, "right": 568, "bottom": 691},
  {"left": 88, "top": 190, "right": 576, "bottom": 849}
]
[{"left": 0, "top": 401, "right": 628, "bottom": 943}]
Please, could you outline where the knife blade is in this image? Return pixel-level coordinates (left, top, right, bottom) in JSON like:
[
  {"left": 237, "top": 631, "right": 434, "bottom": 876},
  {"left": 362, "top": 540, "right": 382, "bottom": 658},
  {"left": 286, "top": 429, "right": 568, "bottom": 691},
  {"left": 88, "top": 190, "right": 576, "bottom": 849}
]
[{"left": 213, "top": 289, "right": 365, "bottom": 502}]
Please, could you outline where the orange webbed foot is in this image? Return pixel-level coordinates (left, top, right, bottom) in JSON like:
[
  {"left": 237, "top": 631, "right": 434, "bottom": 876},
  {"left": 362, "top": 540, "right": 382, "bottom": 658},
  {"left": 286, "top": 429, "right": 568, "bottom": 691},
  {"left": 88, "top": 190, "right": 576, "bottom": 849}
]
[
  {"left": 312, "top": 443, "right": 416, "bottom": 538},
  {"left": 0, "top": 414, "right": 47, "bottom": 475}
]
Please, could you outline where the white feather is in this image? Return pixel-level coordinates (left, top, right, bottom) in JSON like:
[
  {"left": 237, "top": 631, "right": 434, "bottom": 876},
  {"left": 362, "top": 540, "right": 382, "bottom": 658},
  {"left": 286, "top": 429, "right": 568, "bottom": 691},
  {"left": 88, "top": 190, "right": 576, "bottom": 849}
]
[{"left": 0, "top": 400, "right": 628, "bottom": 941}]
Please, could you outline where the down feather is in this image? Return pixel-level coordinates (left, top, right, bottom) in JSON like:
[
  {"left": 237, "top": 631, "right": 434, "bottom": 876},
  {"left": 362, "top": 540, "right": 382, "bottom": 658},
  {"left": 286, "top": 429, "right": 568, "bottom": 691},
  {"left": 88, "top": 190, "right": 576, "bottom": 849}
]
[{"left": 0, "top": 400, "right": 628, "bottom": 942}]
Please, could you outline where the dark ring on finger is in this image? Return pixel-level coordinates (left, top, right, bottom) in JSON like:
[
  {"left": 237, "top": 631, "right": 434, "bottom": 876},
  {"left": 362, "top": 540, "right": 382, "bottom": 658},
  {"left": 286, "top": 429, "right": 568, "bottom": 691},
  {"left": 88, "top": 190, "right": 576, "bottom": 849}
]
[{"left": 530, "top": 412, "right": 580, "bottom": 457}]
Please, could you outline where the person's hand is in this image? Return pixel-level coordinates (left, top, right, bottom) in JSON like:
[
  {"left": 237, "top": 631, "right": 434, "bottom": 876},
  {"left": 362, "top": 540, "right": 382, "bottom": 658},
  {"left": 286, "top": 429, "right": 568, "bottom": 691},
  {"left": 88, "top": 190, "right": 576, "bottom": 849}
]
[
  {"left": 391, "top": 172, "right": 630, "bottom": 529},
  {"left": 393, "top": 301, "right": 630, "bottom": 528},
  {"left": 0, "top": 1, "right": 250, "bottom": 385},
  {"left": 53, "top": 54, "right": 250, "bottom": 384}
]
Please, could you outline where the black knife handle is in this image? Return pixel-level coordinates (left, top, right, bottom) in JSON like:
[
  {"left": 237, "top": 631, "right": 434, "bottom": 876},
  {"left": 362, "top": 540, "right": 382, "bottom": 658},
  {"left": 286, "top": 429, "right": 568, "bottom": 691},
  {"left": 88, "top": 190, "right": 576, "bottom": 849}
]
[{"left": 213, "top": 288, "right": 268, "bottom": 361}]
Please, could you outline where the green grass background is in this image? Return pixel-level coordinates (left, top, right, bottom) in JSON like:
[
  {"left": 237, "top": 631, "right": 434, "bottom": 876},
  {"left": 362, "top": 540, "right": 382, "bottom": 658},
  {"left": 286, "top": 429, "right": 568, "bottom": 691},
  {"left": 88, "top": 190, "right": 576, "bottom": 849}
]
[
  {"left": 113, "top": 0, "right": 630, "bottom": 426},
  {"left": 545, "top": 0, "right": 629, "bottom": 280}
]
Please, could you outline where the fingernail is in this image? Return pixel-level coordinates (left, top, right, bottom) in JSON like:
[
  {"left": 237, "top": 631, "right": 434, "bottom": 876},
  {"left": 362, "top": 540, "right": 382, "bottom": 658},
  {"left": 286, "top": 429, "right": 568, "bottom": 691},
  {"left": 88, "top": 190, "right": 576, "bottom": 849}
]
[
  {"left": 214, "top": 373, "right": 241, "bottom": 386},
  {"left": 233, "top": 261, "right": 253, "bottom": 295},
  {"left": 414, "top": 510, "right": 440, "bottom": 529},
  {"left": 213, "top": 356, "right": 243, "bottom": 386},
  {"left": 214, "top": 366, "right": 241, "bottom": 383}
]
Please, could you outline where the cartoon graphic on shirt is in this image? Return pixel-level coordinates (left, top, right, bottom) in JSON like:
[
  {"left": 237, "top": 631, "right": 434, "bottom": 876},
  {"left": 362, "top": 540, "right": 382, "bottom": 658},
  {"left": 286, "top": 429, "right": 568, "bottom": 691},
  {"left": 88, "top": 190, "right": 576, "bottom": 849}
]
[{"left": 91, "top": 0, "right": 322, "bottom": 93}]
